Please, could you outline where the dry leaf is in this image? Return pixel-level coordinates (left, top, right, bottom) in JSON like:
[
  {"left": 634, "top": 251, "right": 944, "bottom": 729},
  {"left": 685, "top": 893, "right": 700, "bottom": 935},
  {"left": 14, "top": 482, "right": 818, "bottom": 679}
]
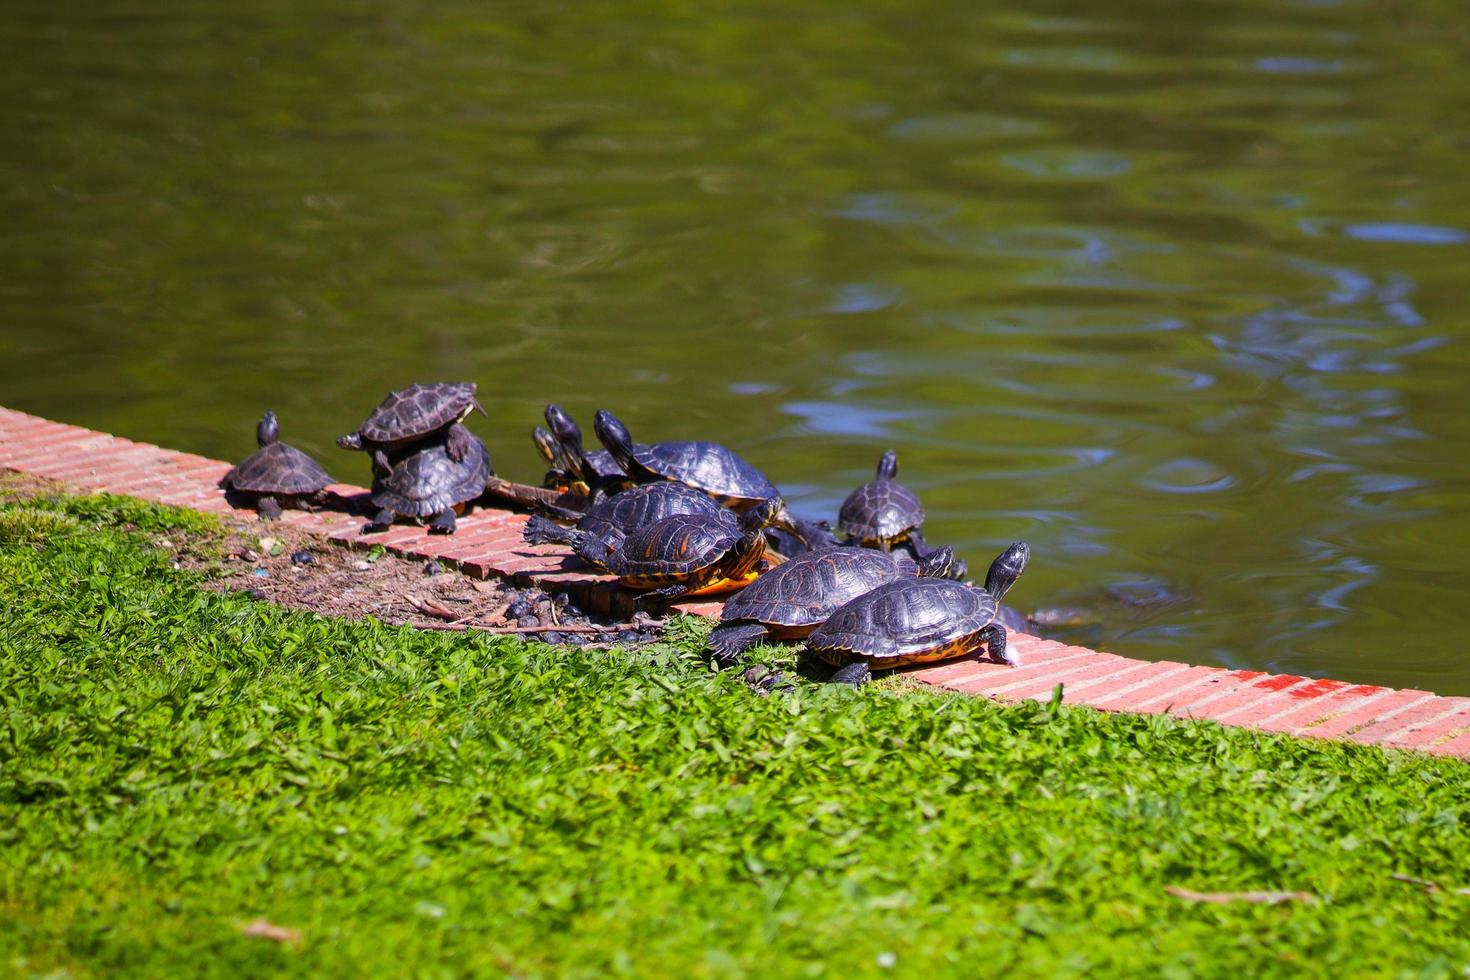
[
  {"left": 1165, "top": 886, "right": 1315, "bottom": 905},
  {"left": 405, "top": 594, "right": 460, "bottom": 621},
  {"left": 238, "top": 918, "right": 302, "bottom": 945}
]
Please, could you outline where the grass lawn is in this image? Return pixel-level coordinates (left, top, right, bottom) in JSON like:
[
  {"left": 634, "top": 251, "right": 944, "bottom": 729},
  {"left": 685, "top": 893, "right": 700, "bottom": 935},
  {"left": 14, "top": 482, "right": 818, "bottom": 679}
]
[{"left": 3, "top": 484, "right": 1470, "bottom": 977}]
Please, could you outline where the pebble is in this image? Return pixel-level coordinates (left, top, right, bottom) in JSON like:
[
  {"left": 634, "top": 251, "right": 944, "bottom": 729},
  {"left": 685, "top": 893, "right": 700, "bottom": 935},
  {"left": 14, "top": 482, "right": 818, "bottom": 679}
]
[
  {"left": 541, "top": 630, "right": 563, "bottom": 644},
  {"left": 423, "top": 560, "right": 442, "bottom": 576},
  {"left": 507, "top": 599, "right": 532, "bottom": 620},
  {"left": 518, "top": 614, "right": 542, "bottom": 629},
  {"left": 352, "top": 560, "right": 372, "bottom": 570},
  {"left": 239, "top": 548, "right": 260, "bottom": 563},
  {"left": 290, "top": 550, "right": 315, "bottom": 565},
  {"left": 246, "top": 588, "right": 268, "bottom": 600},
  {"left": 618, "top": 630, "right": 640, "bottom": 644}
]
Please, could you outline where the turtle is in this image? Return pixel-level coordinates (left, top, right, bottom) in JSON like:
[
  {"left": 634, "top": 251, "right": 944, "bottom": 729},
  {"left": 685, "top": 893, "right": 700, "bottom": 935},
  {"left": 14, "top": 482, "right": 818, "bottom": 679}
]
[
  {"left": 543, "top": 404, "right": 631, "bottom": 495},
  {"left": 221, "top": 412, "right": 333, "bottom": 520},
  {"left": 337, "top": 382, "right": 486, "bottom": 474},
  {"left": 837, "top": 449, "right": 937, "bottom": 555},
  {"left": 368, "top": 431, "right": 492, "bottom": 534},
  {"left": 706, "top": 545, "right": 961, "bottom": 667},
  {"left": 521, "top": 481, "right": 735, "bottom": 570},
  {"left": 807, "top": 541, "right": 1029, "bottom": 685},
  {"left": 593, "top": 410, "right": 787, "bottom": 516},
  {"left": 603, "top": 497, "right": 787, "bottom": 602}
]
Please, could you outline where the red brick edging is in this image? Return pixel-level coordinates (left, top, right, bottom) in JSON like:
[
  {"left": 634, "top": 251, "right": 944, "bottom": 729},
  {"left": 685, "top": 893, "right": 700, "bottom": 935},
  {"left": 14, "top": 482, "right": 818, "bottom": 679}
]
[{"left": 3, "top": 405, "right": 1466, "bottom": 758}]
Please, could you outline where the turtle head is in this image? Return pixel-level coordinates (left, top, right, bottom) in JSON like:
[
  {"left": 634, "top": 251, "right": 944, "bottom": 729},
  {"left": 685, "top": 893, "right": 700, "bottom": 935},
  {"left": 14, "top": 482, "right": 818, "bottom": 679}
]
[
  {"left": 593, "top": 409, "right": 637, "bottom": 470},
  {"left": 256, "top": 411, "right": 279, "bottom": 448},
  {"left": 877, "top": 449, "right": 899, "bottom": 481},
  {"left": 336, "top": 432, "right": 363, "bottom": 451},
  {"left": 916, "top": 546, "right": 963, "bottom": 580},
  {"left": 546, "top": 404, "right": 591, "bottom": 480},
  {"left": 983, "top": 542, "right": 1029, "bottom": 603},
  {"left": 532, "top": 425, "right": 561, "bottom": 467},
  {"left": 740, "top": 496, "right": 790, "bottom": 533}
]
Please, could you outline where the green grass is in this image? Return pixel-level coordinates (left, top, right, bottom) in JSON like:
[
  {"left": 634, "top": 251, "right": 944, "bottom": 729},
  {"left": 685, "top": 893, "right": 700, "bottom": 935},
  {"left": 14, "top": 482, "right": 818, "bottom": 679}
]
[{"left": 4, "top": 490, "right": 1470, "bottom": 978}]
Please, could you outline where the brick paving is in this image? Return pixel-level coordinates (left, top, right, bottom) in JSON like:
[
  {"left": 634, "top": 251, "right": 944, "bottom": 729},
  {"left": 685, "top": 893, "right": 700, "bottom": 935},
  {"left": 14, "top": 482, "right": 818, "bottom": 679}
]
[{"left": 3, "top": 404, "right": 1466, "bottom": 758}]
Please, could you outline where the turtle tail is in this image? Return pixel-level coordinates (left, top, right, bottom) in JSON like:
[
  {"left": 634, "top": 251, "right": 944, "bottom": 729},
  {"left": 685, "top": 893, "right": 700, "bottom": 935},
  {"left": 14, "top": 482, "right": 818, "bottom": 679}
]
[{"left": 522, "top": 516, "right": 578, "bottom": 547}]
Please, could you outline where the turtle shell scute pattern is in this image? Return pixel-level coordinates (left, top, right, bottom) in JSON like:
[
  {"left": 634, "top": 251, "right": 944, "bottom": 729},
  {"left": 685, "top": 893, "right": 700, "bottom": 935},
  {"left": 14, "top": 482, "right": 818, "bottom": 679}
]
[
  {"left": 808, "top": 578, "right": 996, "bottom": 663},
  {"left": 226, "top": 443, "right": 332, "bottom": 496},
  {"left": 608, "top": 513, "right": 741, "bottom": 578},
  {"left": 721, "top": 547, "right": 916, "bottom": 629},
  {"left": 838, "top": 478, "right": 924, "bottom": 543},
  {"left": 635, "top": 441, "right": 778, "bottom": 503},
  {"left": 371, "top": 434, "right": 491, "bottom": 517},
  {"left": 357, "top": 382, "right": 478, "bottom": 446}
]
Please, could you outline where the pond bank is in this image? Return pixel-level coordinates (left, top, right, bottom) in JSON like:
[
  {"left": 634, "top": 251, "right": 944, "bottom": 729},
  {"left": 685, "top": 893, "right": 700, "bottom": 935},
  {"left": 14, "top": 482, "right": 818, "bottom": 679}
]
[{"left": 4, "top": 402, "right": 1468, "bottom": 757}]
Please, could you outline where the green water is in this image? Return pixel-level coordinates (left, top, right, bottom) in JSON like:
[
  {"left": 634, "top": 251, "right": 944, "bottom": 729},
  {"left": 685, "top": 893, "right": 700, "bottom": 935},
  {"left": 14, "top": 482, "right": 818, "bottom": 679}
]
[{"left": 5, "top": 0, "right": 1470, "bottom": 691}]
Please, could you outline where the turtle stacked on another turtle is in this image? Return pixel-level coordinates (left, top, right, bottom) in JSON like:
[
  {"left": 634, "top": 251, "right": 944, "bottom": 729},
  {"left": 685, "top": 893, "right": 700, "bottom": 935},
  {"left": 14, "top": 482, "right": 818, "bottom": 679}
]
[
  {"left": 338, "top": 382, "right": 493, "bottom": 534},
  {"left": 222, "top": 411, "right": 333, "bottom": 520}
]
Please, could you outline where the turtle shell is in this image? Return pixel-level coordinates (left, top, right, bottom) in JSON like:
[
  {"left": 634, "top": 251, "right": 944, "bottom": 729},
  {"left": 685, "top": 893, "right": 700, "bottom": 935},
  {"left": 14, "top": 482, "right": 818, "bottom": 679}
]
[
  {"left": 371, "top": 433, "right": 491, "bottom": 517},
  {"left": 582, "top": 482, "right": 733, "bottom": 539},
  {"left": 226, "top": 442, "right": 331, "bottom": 496},
  {"left": 606, "top": 512, "right": 741, "bottom": 580},
  {"left": 354, "top": 382, "right": 480, "bottom": 448},
  {"left": 838, "top": 476, "right": 924, "bottom": 545},
  {"left": 720, "top": 547, "right": 917, "bottom": 630},
  {"left": 632, "top": 442, "right": 778, "bottom": 506},
  {"left": 584, "top": 448, "right": 628, "bottom": 482},
  {"left": 807, "top": 578, "right": 996, "bottom": 666}
]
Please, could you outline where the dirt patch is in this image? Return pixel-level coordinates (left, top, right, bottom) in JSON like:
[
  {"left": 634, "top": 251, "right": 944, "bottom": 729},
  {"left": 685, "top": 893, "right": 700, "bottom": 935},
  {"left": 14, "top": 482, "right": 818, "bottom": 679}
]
[
  {"left": 186, "top": 523, "right": 667, "bottom": 645},
  {"left": 1, "top": 471, "right": 666, "bottom": 645}
]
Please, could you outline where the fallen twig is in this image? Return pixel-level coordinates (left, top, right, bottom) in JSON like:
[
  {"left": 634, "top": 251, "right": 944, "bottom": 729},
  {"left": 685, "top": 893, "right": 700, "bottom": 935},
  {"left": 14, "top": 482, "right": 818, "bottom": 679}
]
[
  {"left": 405, "top": 593, "right": 461, "bottom": 622},
  {"left": 1389, "top": 873, "right": 1470, "bottom": 895},
  {"left": 237, "top": 918, "right": 302, "bottom": 946},
  {"left": 1165, "top": 886, "right": 1316, "bottom": 906},
  {"left": 400, "top": 619, "right": 647, "bottom": 635}
]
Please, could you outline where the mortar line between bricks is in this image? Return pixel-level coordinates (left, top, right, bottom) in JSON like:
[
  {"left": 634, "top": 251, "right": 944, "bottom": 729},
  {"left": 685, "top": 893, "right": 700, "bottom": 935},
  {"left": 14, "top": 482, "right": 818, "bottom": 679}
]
[
  {"left": 1170, "top": 675, "right": 1317, "bottom": 721},
  {"left": 1295, "top": 690, "right": 1436, "bottom": 740},
  {"left": 1362, "top": 699, "right": 1470, "bottom": 747},
  {"left": 1062, "top": 662, "right": 1198, "bottom": 708},
  {"left": 5, "top": 403, "right": 1470, "bottom": 759}
]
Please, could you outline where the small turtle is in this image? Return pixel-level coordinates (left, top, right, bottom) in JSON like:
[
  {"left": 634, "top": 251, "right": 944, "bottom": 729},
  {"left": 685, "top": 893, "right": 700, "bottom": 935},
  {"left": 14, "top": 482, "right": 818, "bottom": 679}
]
[
  {"left": 808, "top": 542, "right": 1029, "bottom": 685},
  {"left": 338, "top": 382, "right": 486, "bottom": 474},
  {"left": 706, "top": 545, "right": 960, "bottom": 667},
  {"left": 368, "top": 431, "right": 492, "bottom": 534},
  {"left": 838, "top": 449, "right": 933, "bottom": 554},
  {"left": 522, "top": 481, "right": 735, "bottom": 570},
  {"left": 221, "top": 412, "right": 332, "bottom": 520},
  {"left": 593, "top": 410, "right": 786, "bottom": 515},
  {"left": 604, "top": 497, "right": 787, "bottom": 602},
  {"left": 544, "top": 404, "right": 631, "bottom": 495}
]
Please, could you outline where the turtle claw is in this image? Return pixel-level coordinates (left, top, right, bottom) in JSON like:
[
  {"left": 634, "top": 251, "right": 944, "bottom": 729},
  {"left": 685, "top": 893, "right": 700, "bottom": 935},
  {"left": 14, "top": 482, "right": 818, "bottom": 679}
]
[
  {"left": 428, "top": 509, "right": 457, "bottom": 535},
  {"left": 256, "top": 496, "right": 284, "bottom": 521}
]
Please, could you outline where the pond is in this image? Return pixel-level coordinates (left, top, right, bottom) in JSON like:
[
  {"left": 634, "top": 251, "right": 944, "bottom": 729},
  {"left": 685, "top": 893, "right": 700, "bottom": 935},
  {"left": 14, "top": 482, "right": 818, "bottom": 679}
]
[{"left": 4, "top": 0, "right": 1469, "bottom": 691}]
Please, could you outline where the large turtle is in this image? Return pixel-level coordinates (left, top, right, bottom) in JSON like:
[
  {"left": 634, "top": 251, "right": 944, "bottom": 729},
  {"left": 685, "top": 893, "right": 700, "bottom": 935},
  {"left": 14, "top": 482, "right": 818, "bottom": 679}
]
[
  {"left": 221, "top": 412, "right": 333, "bottom": 520},
  {"left": 522, "top": 481, "right": 734, "bottom": 570},
  {"left": 368, "top": 432, "right": 492, "bottom": 534},
  {"left": 543, "top": 404, "right": 631, "bottom": 495},
  {"left": 706, "top": 545, "right": 961, "bottom": 667},
  {"left": 338, "top": 382, "right": 486, "bottom": 474},
  {"left": 604, "top": 498, "right": 786, "bottom": 602},
  {"left": 593, "top": 410, "right": 785, "bottom": 515},
  {"left": 807, "top": 542, "right": 1029, "bottom": 685}
]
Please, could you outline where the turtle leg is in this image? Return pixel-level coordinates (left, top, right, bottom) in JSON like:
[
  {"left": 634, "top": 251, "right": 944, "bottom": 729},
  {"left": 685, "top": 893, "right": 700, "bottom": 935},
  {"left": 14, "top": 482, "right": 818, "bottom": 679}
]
[
  {"left": 707, "top": 622, "right": 769, "bottom": 669},
  {"left": 829, "top": 660, "right": 871, "bottom": 686},
  {"left": 370, "top": 507, "right": 396, "bottom": 530},
  {"left": 371, "top": 449, "right": 392, "bottom": 478},
  {"left": 641, "top": 582, "right": 694, "bottom": 603},
  {"left": 256, "top": 496, "right": 283, "bottom": 521},
  {"left": 978, "top": 622, "right": 1018, "bottom": 666},
  {"left": 428, "top": 509, "right": 457, "bottom": 535},
  {"left": 445, "top": 422, "right": 473, "bottom": 463}
]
